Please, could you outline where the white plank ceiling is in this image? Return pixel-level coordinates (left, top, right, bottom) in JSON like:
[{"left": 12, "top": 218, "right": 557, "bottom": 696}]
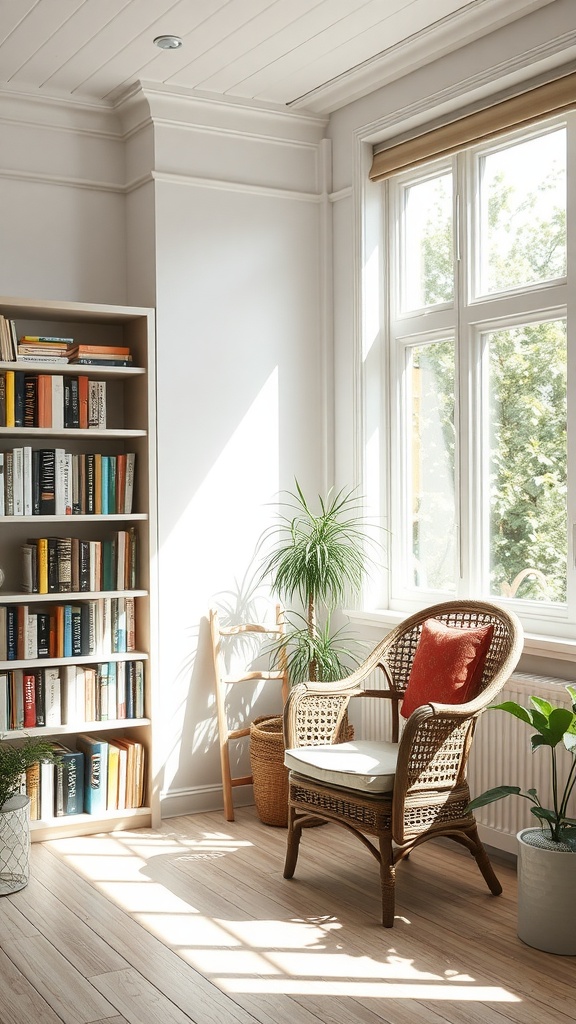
[{"left": 0, "top": 0, "right": 557, "bottom": 113}]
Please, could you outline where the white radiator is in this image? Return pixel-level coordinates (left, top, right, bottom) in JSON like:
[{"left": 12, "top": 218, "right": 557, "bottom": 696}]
[{"left": 358, "top": 670, "right": 575, "bottom": 855}]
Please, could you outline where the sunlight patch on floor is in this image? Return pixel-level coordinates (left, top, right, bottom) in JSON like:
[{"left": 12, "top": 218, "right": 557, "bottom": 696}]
[
  {"left": 44, "top": 825, "right": 521, "bottom": 1006},
  {"left": 220, "top": 978, "right": 520, "bottom": 1000}
]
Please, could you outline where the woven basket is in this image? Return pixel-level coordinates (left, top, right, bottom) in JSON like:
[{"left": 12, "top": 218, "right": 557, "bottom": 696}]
[
  {"left": 250, "top": 715, "right": 288, "bottom": 827},
  {"left": 249, "top": 712, "right": 355, "bottom": 828}
]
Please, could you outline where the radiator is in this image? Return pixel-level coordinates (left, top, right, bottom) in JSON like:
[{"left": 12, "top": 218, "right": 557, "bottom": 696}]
[{"left": 358, "top": 670, "right": 575, "bottom": 855}]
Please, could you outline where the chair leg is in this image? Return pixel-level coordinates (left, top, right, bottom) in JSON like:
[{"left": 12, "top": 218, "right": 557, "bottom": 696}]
[
  {"left": 468, "top": 825, "right": 503, "bottom": 895},
  {"left": 379, "top": 836, "right": 396, "bottom": 927},
  {"left": 283, "top": 806, "right": 303, "bottom": 879}
]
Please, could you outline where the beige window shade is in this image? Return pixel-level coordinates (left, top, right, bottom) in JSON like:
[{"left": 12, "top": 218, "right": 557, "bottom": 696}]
[{"left": 369, "top": 72, "right": 576, "bottom": 182}]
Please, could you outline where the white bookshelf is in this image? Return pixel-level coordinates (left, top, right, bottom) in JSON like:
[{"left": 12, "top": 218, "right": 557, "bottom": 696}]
[{"left": 0, "top": 295, "right": 159, "bottom": 838}]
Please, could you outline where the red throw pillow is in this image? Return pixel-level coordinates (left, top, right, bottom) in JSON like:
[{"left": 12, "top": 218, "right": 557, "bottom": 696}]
[{"left": 400, "top": 618, "right": 494, "bottom": 719}]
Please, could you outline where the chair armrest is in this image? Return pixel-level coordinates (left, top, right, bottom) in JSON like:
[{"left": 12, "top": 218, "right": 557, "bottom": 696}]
[{"left": 283, "top": 680, "right": 364, "bottom": 748}]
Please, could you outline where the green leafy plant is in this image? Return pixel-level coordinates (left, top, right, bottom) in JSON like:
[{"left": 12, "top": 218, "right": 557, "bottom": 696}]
[
  {"left": 259, "top": 481, "right": 377, "bottom": 683},
  {"left": 467, "top": 685, "right": 576, "bottom": 847},
  {"left": 0, "top": 738, "right": 61, "bottom": 811}
]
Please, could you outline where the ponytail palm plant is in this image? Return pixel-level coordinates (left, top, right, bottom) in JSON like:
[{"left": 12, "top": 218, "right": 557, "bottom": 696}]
[{"left": 260, "top": 482, "right": 376, "bottom": 683}]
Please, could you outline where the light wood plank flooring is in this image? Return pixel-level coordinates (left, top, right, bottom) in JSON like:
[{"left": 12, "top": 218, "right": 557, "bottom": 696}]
[{"left": 0, "top": 806, "right": 574, "bottom": 1024}]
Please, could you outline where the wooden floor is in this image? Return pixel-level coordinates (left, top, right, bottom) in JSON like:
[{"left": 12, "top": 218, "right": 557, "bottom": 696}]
[{"left": 0, "top": 806, "right": 574, "bottom": 1024}]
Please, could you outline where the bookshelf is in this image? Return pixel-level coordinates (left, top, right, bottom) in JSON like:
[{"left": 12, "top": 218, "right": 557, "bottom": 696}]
[{"left": 0, "top": 296, "right": 158, "bottom": 841}]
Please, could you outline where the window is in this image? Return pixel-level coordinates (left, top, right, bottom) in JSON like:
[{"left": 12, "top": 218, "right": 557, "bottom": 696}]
[{"left": 374, "top": 117, "right": 571, "bottom": 636}]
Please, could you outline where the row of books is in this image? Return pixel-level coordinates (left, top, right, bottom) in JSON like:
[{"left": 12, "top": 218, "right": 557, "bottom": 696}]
[
  {"left": 21, "top": 529, "right": 137, "bottom": 594},
  {"left": 23, "top": 735, "right": 145, "bottom": 820},
  {"left": 16, "top": 337, "right": 72, "bottom": 363},
  {"left": 0, "top": 370, "right": 107, "bottom": 429},
  {"left": 0, "top": 324, "right": 135, "bottom": 368},
  {"left": 0, "top": 448, "right": 136, "bottom": 516},
  {"left": 0, "top": 660, "right": 145, "bottom": 730},
  {"left": 0, "top": 597, "right": 136, "bottom": 662},
  {"left": 0, "top": 315, "right": 18, "bottom": 361}
]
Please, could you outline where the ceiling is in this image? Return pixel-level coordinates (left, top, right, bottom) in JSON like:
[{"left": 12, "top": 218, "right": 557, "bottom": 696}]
[{"left": 0, "top": 0, "right": 556, "bottom": 114}]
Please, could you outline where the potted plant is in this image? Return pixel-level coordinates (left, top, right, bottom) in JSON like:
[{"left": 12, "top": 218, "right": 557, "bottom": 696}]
[
  {"left": 0, "top": 737, "right": 60, "bottom": 894},
  {"left": 467, "top": 686, "right": 576, "bottom": 954},
  {"left": 259, "top": 481, "right": 376, "bottom": 683},
  {"left": 249, "top": 482, "right": 376, "bottom": 826}
]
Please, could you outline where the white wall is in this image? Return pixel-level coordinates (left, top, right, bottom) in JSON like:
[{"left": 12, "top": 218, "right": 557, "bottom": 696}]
[{"left": 139, "top": 91, "right": 328, "bottom": 814}]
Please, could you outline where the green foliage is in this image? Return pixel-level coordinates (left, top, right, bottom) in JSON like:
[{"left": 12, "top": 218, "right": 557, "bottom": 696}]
[
  {"left": 0, "top": 739, "right": 61, "bottom": 811},
  {"left": 467, "top": 686, "right": 576, "bottom": 847},
  {"left": 260, "top": 482, "right": 375, "bottom": 682}
]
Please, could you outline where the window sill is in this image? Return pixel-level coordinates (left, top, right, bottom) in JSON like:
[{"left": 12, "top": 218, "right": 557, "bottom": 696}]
[{"left": 346, "top": 609, "right": 576, "bottom": 663}]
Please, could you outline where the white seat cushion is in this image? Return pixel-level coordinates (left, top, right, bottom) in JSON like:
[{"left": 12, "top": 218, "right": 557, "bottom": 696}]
[{"left": 284, "top": 740, "right": 398, "bottom": 794}]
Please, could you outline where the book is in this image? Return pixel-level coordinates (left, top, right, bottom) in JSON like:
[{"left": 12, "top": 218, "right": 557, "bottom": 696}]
[
  {"left": 40, "top": 759, "right": 55, "bottom": 820},
  {"left": 5, "top": 370, "right": 14, "bottom": 427},
  {"left": 76, "top": 734, "right": 109, "bottom": 815},
  {"left": 57, "top": 536, "right": 72, "bottom": 592},
  {"left": 54, "top": 745, "right": 84, "bottom": 816},
  {"left": 71, "top": 606, "right": 82, "bottom": 657},
  {"left": 51, "top": 375, "right": 64, "bottom": 429},
  {"left": 6, "top": 605, "right": 17, "bottom": 660},
  {"left": 14, "top": 371, "right": 26, "bottom": 427},
  {"left": 23, "top": 671, "right": 36, "bottom": 728},
  {"left": 124, "top": 453, "right": 136, "bottom": 514},
  {"left": 37, "top": 611, "right": 50, "bottom": 657},
  {"left": 66, "top": 344, "right": 131, "bottom": 357},
  {"left": 12, "top": 446, "right": 24, "bottom": 516},
  {"left": 44, "top": 667, "right": 61, "bottom": 726},
  {"left": 23, "top": 445, "right": 32, "bottom": 516},
  {"left": 31, "top": 448, "right": 40, "bottom": 515},
  {"left": 34, "top": 669, "right": 45, "bottom": 727},
  {"left": 26, "top": 762, "right": 41, "bottom": 821},
  {"left": 23, "top": 374, "right": 37, "bottom": 427},
  {"left": 19, "top": 342, "right": 73, "bottom": 350},
  {"left": 61, "top": 664, "right": 84, "bottom": 725},
  {"left": 37, "top": 375, "right": 52, "bottom": 428},
  {"left": 47, "top": 536, "right": 59, "bottom": 593},
  {"left": 0, "top": 608, "right": 6, "bottom": 662},
  {"left": 78, "top": 375, "right": 89, "bottom": 429},
  {"left": 16, "top": 354, "right": 69, "bottom": 364},
  {"left": 26, "top": 609, "right": 38, "bottom": 659},
  {"left": 64, "top": 375, "right": 79, "bottom": 428},
  {"left": 4, "top": 450, "right": 13, "bottom": 516},
  {"left": 116, "top": 660, "right": 127, "bottom": 719},
  {"left": 79, "top": 539, "right": 90, "bottom": 592},
  {"left": 10, "top": 669, "right": 24, "bottom": 729},
  {"left": 39, "top": 448, "right": 56, "bottom": 515},
  {"left": 107, "top": 742, "right": 120, "bottom": 810},
  {"left": 0, "top": 452, "right": 4, "bottom": 516},
  {"left": 80, "top": 600, "right": 97, "bottom": 656},
  {"left": 71, "top": 357, "right": 133, "bottom": 367}
]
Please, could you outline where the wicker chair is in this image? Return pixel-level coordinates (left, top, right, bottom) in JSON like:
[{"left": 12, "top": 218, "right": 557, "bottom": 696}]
[{"left": 282, "top": 600, "right": 524, "bottom": 926}]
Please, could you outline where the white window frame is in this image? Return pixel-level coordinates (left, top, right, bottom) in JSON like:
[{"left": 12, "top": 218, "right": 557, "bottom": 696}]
[{"left": 365, "top": 114, "right": 575, "bottom": 642}]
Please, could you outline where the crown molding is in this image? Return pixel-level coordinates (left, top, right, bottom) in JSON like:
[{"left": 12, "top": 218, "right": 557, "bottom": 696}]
[
  {"left": 289, "top": 0, "right": 556, "bottom": 115},
  {"left": 114, "top": 81, "right": 327, "bottom": 145}
]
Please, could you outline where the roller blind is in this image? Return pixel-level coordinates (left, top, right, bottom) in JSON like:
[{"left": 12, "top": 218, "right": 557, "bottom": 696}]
[{"left": 369, "top": 71, "right": 576, "bottom": 182}]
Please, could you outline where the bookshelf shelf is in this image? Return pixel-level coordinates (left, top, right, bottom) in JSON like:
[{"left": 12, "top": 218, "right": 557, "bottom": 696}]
[
  {"left": 0, "top": 294, "right": 158, "bottom": 840},
  {"left": 30, "top": 805, "right": 153, "bottom": 841},
  {"left": 0, "top": 427, "right": 147, "bottom": 438},
  {"left": 0, "top": 513, "right": 148, "bottom": 523},
  {"left": 0, "top": 589, "right": 148, "bottom": 603},
  {"left": 3, "top": 717, "right": 151, "bottom": 739},
  {"left": 0, "top": 361, "right": 145, "bottom": 379},
  {"left": 0, "top": 651, "right": 149, "bottom": 671}
]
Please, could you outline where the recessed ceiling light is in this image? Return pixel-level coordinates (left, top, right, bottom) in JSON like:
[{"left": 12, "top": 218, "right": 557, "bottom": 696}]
[{"left": 154, "top": 35, "right": 183, "bottom": 50}]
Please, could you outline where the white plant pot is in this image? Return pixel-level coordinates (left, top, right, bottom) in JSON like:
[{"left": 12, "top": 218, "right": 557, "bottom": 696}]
[
  {"left": 517, "top": 828, "right": 576, "bottom": 955},
  {"left": 0, "top": 794, "right": 30, "bottom": 895}
]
